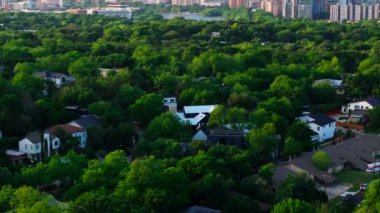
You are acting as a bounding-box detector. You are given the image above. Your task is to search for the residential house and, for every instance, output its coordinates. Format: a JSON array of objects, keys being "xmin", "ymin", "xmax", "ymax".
[
  {"xmin": 44, "ymin": 124, "xmax": 87, "ymax": 157},
  {"xmin": 192, "ymin": 127, "xmax": 246, "ymax": 147},
  {"xmin": 175, "ymin": 105, "xmax": 217, "ymax": 127},
  {"xmin": 207, "ymin": 127, "xmax": 246, "ymax": 147},
  {"xmin": 67, "ymin": 114, "xmax": 101, "ymax": 129},
  {"xmin": 313, "ymin": 79, "xmax": 344, "ymax": 95},
  {"xmin": 33, "ymin": 71, "xmax": 75, "ymax": 88},
  {"xmin": 335, "ymin": 134, "xmax": 380, "ymax": 163},
  {"xmin": 342, "ymin": 96, "xmax": 380, "ymax": 114},
  {"xmin": 163, "ymin": 97, "xmax": 178, "ymax": 112},
  {"xmin": 296, "ymin": 113, "xmax": 336, "ymax": 143},
  {"xmin": 277, "ymin": 134, "xmax": 380, "ymax": 185},
  {"xmin": 192, "ymin": 129, "xmax": 208, "ymax": 141},
  {"xmin": 18, "ymin": 132, "xmax": 42, "ymax": 161}
]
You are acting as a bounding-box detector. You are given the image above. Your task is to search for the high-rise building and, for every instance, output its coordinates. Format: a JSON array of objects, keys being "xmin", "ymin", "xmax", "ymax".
[
  {"xmin": 330, "ymin": 3, "xmax": 380, "ymax": 21},
  {"xmin": 246, "ymin": 0, "xmax": 261, "ymax": 8},
  {"xmin": 228, "ymin": 0, "xmax": 245, "ymax": 7},
  {"xmin": 0, "ymin": 0, "xmax": 10, "ymax": 8}
]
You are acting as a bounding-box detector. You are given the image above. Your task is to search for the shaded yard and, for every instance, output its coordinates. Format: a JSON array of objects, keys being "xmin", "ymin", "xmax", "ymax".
[{"xmin": 335, "ymin": 170, "xmax": 375, "ymax": 192}]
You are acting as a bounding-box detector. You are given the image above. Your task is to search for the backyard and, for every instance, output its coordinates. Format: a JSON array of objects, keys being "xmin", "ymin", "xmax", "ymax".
[{"xmin": 335, "ymin": 170, "xmax": 376, "ymax": 192}]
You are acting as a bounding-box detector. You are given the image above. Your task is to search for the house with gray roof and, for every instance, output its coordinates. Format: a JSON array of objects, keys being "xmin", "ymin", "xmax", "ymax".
[
  {"xmin": 33, "ymin": 71, "xmax": 75, "ymax": 88},
  {"xmin": 277, "ymin": 134, "xmax": 380, "ymax": 185},
  {"xmin": 18, "ymin": 132, "xmax": 42, "ymax": 161},
  {"xmin": 296, "ymin": 112, "xmax": 336, "ymax": 143},
  {"xmin": 68, "ymin": 114, "xmax": 101, "ymax": 129}
]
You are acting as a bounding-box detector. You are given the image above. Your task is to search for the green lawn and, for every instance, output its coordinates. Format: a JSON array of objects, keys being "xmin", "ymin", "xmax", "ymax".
[{"xmin": 335, "ymin": 170, "xmax": 375, "ymax": 192}]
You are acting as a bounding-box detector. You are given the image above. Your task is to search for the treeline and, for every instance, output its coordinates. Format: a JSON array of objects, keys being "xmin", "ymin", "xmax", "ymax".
[{"xmin": 0, "ymin": 12, "xmax": 379, "ymax": 212}]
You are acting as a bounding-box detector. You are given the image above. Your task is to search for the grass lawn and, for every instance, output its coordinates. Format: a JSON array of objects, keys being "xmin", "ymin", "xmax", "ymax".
[
  {"xmin": 328, "ymin": 196, "xmax": 343, "ymax": 207},
  {"xmin": 335, "ymin": 170, "xmax": 375, "ymax": 192}
]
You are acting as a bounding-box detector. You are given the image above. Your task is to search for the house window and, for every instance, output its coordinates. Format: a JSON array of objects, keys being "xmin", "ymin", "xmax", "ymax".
[
  {"xmin": 54, "ymin": 141, "xmax": 59, "ymax": 146},
  {"xmin": 35, "ymin": 144, "xmax": 39, "ymax": 150},
  {"xmin": 366, "ymin": 107, "xmax": 369, "ymax": 109},
  {"xmin": 361, "ymin": 106, "xmax": 363, "ymax": 109},
  {"xmin": 329, "ymin": 123, "xmax": 331, "ymax": 127},
  {"xmin": 25, "ymin": 144, "xmax": 27, "ymax": 150},
  {"xmin": 355, "ymin": 105, "xmax": 359, "ymax": 109},
  {"xmin": 317, "ymin": 127, "xmax": 320, "ymax": 131},
  {"xmin": 62, "ymin": 77, "xmax": 66, "ymax": 83}
]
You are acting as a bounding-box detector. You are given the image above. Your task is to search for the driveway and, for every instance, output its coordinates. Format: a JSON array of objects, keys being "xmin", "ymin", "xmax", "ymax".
[{"xmin": 317, "ymin": 182, "xmax": 352, "ymax": 199}]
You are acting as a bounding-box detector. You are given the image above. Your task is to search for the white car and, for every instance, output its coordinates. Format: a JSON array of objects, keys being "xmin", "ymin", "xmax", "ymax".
[{"xmin": 365, "ymin": 167, "xmax": 380, "ymax": 173}]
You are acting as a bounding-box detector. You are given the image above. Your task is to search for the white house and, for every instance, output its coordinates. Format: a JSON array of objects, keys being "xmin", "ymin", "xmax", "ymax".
[
  {"xmin": 296, "ymin": 113, "xmax": 336, "ymax": 143},
  {"xmin": 18, "ymin": 132, "xmax": 42, "ymax": 161},
  {"xmin": 175, "ymin": 105, "xmax": 217, "ymax": 127},
  {"xmin": 342, "ymin": 96, "xmax": 380, "ymax": 114},
  {"xmin": 46, "ymin": 124, "xmax": 87, "ymax": 150},
  {"xmin": 163, "ymin": 97, "xmax": 178, "ymax": 112},
  {"xmin": 33, "ymin": 71, "xmax": 75, "ymax": 88},
  {"xmin": 43, "ymin": 132, "xmax": 61, "ymax": 158}
]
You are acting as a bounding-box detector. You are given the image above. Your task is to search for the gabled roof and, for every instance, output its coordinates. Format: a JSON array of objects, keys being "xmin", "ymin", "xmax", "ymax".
[
  {"xmin": 69, "ymin": 115, "xmax": 101, "ymax": 129},
  {"xmin": 308, "ymin": 113, "xmax": 336, "ymax": 126},
  {"xmin": 366, "ymin": 96, "xmax": 380, "ymax": 107},
  {"xmin": 290, "ymin": 152, "xmax": 337, "ymax": 183},
  {"xmin": 336, "ymin": 134, "xmax": 380, "ymax": 163},
  {"xmin": 33, "ymin": 71, "xmax": 68, "ymax": 78},
  {"xmin": 183, "ymin": 105, "xmax": 216, "ymax": 114},
  {"xmin": 25, "ymin": 132, "xmax": 42, "ymax": 144},
  {"xmin": 175, "ymin": 112, "xmax": 206, "ymax": 126},
  {"xmin": 47, "ymin": 124, "xmax": 86, "ymax": 135},
  {"xmin": 208, "ymin": 127, "xmax": 244, "ymax": 136},
  {"xmin": 349, "ymin": 96, "xmax": 380, "ymax": 107}
]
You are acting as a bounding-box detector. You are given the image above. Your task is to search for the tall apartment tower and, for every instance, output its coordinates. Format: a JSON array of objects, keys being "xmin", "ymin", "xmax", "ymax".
[
  {"xmin": 330, "ymin": 3, "xmax": 380, "ymax": 22},
  {"xmin": 228, "ymin": 0, "xmax": 245, "ymax": 7},
  {"xmin": 261, "ymin": 0, "xmax": 281, "ymax": 15},
  {"xmin": 0, "ymin": 0, "xmax": 10, "ymax": 8},
  {"xmin": 282, "ymin": 0, "xmax": 298, "ymax": 18}
]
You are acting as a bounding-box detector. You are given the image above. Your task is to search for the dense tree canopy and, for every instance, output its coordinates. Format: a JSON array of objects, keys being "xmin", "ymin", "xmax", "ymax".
[{"xmin": 0, "ymin": 9, "xmax": 377, "ymax": 213}]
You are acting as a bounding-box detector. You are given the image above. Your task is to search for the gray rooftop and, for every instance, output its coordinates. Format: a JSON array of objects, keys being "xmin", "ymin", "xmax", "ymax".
[
  {"xmin": 33, "ymin": 71, "xmax": 68, "ymax": 78},
  {"xmin": 25, "ymin": 132, "xmax": 41, "ymax": 144}
]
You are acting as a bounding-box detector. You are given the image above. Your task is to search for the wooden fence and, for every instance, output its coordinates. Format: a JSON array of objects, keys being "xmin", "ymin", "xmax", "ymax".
[{"xmin": 336, "ymin": 121, "xmax": 365, "ymax": 131}]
